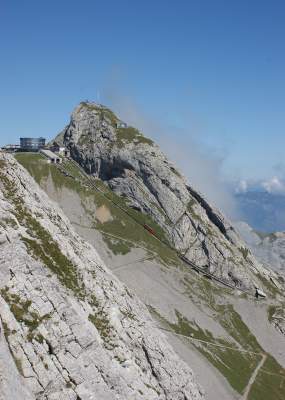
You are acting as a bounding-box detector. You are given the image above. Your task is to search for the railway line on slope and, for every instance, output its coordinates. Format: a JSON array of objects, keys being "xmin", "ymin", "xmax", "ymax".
[
  {"xmin": 12, "ymin": 152, "xmax": 285, "ymax": 398},
  {"xmin": 57, "ymin": 158, "xmax": 263, "ymax": 299}
]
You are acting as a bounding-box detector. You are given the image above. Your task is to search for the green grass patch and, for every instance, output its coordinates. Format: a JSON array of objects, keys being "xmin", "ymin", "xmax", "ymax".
[
  {"xmin": 61, "ymin": 160, "xmax": 87, "ymax": 180},
  {"xmin": 15, "ymin": 153, "xmax": 49, "ymax": 184},
  {"xmin": 116, "ymin": 126, "xmax": 153, "ymax": 148},
  {"xmin": 248, "ymin": 355, "xmax": 285, "ymax": 400},
  {"xmin": 149, "ymin": 306, "xmax": 260, "ymax": 394},
  {"xmin": 184, "ymin": 277, "xmax": 262, "ymax": 352},
  {"xmin": 1, "ymin": 287, "xmax": 51, "ymax": 341},
  {"xmin": 0, "ymin": 217, "xmax": 18, "ymax": 229},
  {"xmin": 150, "ymin": 278, "xmax": 285, "ymax": 399},
  {"xmin": 155, "ymin": 274, "xmax": 285, "ymax": 399},
  {"xmin": 88, "ymin": 309, "xmax": 116, "ymax": 349},
  {"xmin": 267, "ymin": 304, "xmax": 285, "ymax": 325},
  {"xmin": 88, "ymin": 312, "xmax": 111, "ymax": 339},
  {"xmin": 268, "ymin": 305, "xmax": 277, "ymax": 322},
  {"xmin": 217, "ymin": 304, "xmax": 261, "ymax": 352},
  {"xmin": 16, "ymin": 153, "xmax": 86, "ymax": 193},
  {"xmin": 16, "ymin": 154, "xmax": 97, "ymax": 210},
  {"xmin": 14, "ymin": 358, "xmax": 24, "ymax": 376},
  {"xmin": 100, "ymin": 233, "xmax": 132, "ymax": 255},
  {"xmin": 239, "ymin": 247, "xmax": 249, "ymax": 260},
  {"xmin": 0, "ymin": 159, "xmax": 7, "ymax": 168},
  {"xmin": 89, "ymin": 178, "xmax": 178, "ymax": 264},
  {"xmin": 93, "ymin": 181, "xmax": 171, "ymax": 243},
  {"xmin": 79, "ymin": 102, "xmax": 119, "ymax": 127},
  {"xmin": 21, "ymin": 234, "xmax": 84, "ymax": 298}
]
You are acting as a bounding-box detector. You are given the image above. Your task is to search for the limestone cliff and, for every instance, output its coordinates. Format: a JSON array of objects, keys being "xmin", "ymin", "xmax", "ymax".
[{"xmin": 0, "ymin": 153, "xmax": 203, "ymax": 400}]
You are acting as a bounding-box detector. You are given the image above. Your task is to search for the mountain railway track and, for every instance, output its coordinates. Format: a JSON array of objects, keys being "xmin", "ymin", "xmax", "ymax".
[{"xmin": 58, "ymin": 159, "xmax": 263, "ymax": 300}]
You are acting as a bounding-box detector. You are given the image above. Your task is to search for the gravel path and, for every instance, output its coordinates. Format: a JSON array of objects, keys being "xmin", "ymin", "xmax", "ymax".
[{"xmin": 240, "ymin": 353, "xmax": 267, "ymax": 400}]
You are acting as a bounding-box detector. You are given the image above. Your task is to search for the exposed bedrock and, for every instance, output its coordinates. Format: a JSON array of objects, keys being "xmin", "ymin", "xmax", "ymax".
[{"xmin": 57, "ymin": 102, "xmax": 279, "ymax": 290}]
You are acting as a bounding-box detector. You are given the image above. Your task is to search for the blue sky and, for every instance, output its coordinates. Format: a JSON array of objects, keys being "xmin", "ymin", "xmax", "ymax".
[{"xmin": 1, "ymin": 0, "xmax": 285, "ymax": 181}]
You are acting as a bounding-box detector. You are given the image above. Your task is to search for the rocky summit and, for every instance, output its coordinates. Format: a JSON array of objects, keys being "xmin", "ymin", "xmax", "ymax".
[{"xmin": 57, "ymin": 101, "xmax": 275, "ymax": 290}]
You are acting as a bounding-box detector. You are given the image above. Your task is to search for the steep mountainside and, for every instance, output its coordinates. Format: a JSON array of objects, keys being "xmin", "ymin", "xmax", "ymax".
[
  {"xmin": 235, "ymin": 191, "xmax": 285, "ymax": 232},
  {"xmin": 56, "ymin": 102, "xmax": 275, "ymax": 291},
  {"xmin": 0, "ymin": 153, "xmax": 204, "ymax": 400},
  {"xmin": 11, "ymin": 102, "xmax": 285, "ymax": 399}
]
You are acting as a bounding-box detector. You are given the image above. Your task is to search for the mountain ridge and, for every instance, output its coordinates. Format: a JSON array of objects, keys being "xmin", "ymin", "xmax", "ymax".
[
  {"xmin": 55, "ymin": 101, "xmax": 278, "ymax": 292},
  {"xmin": 235, "ymin": 190, "xmax": 285, "ymax": 232}
]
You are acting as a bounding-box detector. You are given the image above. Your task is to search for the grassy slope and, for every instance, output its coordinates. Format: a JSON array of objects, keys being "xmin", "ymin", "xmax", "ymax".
[
  {"xmin": 149, "ymin": 274, "xmax": 285, "ymax": 399},
  {"xmin": 15, "ymin": 153, "xmax": 285, "ymax": 399},
  {"xmin": 15, "ymin": 153, "xmax": 178, "ymax": 265}
]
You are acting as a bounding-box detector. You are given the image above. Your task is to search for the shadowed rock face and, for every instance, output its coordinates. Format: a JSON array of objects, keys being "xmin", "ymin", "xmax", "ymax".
[
  {"xmin": 0, "ymin": 153, "xmax": 204, "ymax": 400},
  {"xmin": 57, "ymin": 102, "xmax": 275, "ymax": 290}
]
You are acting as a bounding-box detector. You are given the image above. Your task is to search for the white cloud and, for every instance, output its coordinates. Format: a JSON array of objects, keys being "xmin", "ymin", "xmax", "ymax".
[
  {"xmin": 236, "ymin": 179, "xmax": 248, "ymax": 193},
  {"xmin": 261, "ymin": 177, "xmax": 285, "ymax": 194}
]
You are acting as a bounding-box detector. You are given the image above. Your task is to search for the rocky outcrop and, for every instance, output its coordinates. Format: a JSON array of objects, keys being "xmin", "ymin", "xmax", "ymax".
[
  {"xmin": 57, "ymin": 102, "xmax": 276, "ymax": 290},
  {"xmin": 0, "ymin": 153, "xmax": 203, "ymax": 400}
]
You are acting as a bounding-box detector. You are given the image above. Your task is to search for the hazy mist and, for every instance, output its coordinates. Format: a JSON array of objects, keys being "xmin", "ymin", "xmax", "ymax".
[{"xmin": 103, "ymin": 88, "xmax": 239, "ymax": 221}]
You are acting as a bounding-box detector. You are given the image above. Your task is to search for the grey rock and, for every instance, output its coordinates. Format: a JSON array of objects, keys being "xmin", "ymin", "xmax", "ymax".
[
  {"xmin": 58, "ymin": 101, "xmax": 278, "ymax": 290},
  {"xmin": 0, "ymin": 153, "xmax": 204, "ymax": 399}
]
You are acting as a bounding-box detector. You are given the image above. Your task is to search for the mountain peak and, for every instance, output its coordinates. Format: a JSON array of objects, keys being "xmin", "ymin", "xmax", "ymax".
[{"xmin": 57, "ymin": 102, "xmax": 278, "ymax": 292}]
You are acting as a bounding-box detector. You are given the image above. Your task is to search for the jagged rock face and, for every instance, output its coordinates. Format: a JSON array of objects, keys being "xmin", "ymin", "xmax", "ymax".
[
  {"xmin": 0, "ymin": 153, "xmax": 204, "ymax": 400},
  {"xmin": 58, "ymin": 102, "xmax": 273, "ymax": 290}
]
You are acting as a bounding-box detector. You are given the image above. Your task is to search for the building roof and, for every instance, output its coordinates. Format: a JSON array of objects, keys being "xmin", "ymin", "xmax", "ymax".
[{"xmin": 40, "ymin": 149, "xmax": 60, "ymax": 159}]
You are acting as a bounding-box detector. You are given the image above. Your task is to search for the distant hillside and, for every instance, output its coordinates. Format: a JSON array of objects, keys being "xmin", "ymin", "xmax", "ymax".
[
  {"xmin": 235, "ymin": 221, "xmax": 285, "ymax": 276},
  {"xmin": 235, "ymin": 190, "xmax": 285, "ymax": 233}
]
